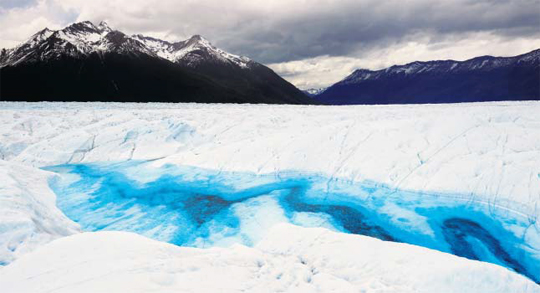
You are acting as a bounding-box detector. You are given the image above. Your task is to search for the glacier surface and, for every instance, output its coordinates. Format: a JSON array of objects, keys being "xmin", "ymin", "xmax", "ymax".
[
  {"xmin": 46, "ymin": 161, "xmax": 540, "ymax": 282},
  {"xmin": 0, "ymin": 101, "xmax": 539, "ymax": 291},
  {"xmin": 1, "ymin": 224, "xmax": 539, "ymax": 293}
]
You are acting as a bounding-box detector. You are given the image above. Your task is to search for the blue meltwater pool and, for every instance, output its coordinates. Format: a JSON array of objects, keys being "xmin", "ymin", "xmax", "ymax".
[{"xmin": 45, "ymin": 161, "xmax": 540, "ymax": 283}]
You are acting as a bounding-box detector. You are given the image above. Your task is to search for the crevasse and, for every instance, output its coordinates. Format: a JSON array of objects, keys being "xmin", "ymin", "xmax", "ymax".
[{"xmin": 45, "ymin": 160, "xmax": 540, "ymax": 283}]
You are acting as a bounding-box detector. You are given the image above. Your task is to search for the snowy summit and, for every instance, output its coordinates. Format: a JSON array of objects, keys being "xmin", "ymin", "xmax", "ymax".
[
  {"xmin": 0, "ymin": 21, "xmax": 251, "ymax": 69},
  {"xmin": 0, "ymin": 21, "xmax": 312, "ymax": 104}
]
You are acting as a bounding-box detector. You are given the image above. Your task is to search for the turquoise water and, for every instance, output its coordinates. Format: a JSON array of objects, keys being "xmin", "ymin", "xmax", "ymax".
[{"xmin": 45, "ymin": 161, "xmax": 540, "ymax": 283}]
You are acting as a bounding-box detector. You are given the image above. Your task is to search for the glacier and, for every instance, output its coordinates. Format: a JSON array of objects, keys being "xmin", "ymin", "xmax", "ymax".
[
  {"xmin": 45, "ymin": 161, "xmax": 540, "ymax": 283},
  {"xmin": 0, "ymin": 101, "xmax": 539, "ymax": 292},
  {"xmin": 1, "ymin": 225, "xmax": 539, "ymax": 293}
]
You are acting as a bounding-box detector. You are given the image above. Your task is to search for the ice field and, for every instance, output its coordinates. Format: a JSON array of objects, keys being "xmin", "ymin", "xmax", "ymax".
[
  {"xmin": 46, "ymin": 161, "xmax": 540, "ymax": 283},
  {"xmin": 0, "ymin": 101, "xmax": 539, "ymax": 292}
]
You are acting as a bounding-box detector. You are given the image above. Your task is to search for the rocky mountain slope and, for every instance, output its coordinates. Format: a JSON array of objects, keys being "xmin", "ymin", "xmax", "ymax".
[
  {"xmin": 0, "ymin": 21, "xmax": 312, "ymax": 104},
  {"xmin": 314, "ymin": 49, "xmax": 540, "ymax": 104}
]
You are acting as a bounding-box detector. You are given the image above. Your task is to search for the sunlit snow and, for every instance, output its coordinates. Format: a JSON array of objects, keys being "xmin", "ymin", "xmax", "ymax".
[{"xmin": 1, "ymin": 101, "xmax": 539, "ymax": 292}]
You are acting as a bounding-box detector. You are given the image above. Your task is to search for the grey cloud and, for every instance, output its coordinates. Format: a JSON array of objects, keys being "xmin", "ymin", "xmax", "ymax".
[
  {"xmin": 216, "ymin": 0, "xmax": 540, "ymax": 63},
  {"xmin": 1, "ymin": 0, "xmax": 539, "ymax": 88},
  {"xmin": 39, "ymin": 0, "xmax": 539, "ymax": 63},
  {"xmin": 40, "ymin": 0, "xmax": 537, "ymax": 63}
]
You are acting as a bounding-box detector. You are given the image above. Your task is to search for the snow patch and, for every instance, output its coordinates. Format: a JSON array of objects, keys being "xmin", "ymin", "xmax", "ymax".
[{"xmin": 0, "ymin": 225, "xmax": 537, "ymax": 293}]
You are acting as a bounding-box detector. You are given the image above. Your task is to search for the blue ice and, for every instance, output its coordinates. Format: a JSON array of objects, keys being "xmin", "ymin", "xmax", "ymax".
[{"xmin": 45, "ymin": 161, "xmax": 540, "ymax": 283}]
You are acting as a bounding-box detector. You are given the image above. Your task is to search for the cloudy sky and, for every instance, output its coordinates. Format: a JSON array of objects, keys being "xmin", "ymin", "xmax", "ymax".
[{"xmin": 1, "ymin": 0, "xmax": 539, "ymax": 89}]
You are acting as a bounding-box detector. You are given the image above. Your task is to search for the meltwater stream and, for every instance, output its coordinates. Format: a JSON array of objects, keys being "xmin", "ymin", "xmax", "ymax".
[{"xmin": 45, "ymin": 161, "xmax": 540, "ymax": 283}]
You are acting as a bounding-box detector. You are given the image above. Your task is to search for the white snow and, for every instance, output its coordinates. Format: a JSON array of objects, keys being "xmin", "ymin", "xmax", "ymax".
[
  {"xmin": 0, "ymin": 160, "xmax": 79, "ymax": 265},
  {"xmin": 1, "ymin": 101, "xmax": 538, "ymax": 218},
  {"xmin": 1, "ymin": 21, "xmax": 252, "ymax": 69},
  {"xmin": 303, "ymin": 88, "xmax": 327, "ymax": 95},
  {"xmin": 0, "ymin": 224, "xmax": 538, "ymax": 293},
  {"xmin": 131, "ymin": 34, "xmax": 177, "ymax": 60},
  {"xmin": 0, "ymin": 101, "xmax": 539, "ymax": 291},
  {"xmin": 132, "ymin": 34, "xmax": 251, "ymax": 68}
]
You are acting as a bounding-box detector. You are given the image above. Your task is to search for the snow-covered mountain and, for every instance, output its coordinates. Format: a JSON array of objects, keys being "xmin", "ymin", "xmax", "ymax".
[
  {"xmin": 131, "ymin": 34, "xmax": 252, "ymax": 68},
  {"xmin": 302, "ymin": 87, "xmax": 327, "ymax": 97},
  {"xmin": 314, "ymin": 49, "xmax": 540, "ymax": 104},
  {"xmin": 341, "ymin": 50, "xmax": 540, "ymax": 84},
  {"xmin": 0, "ymin": 21, "xmax": 311, "ymax": 104},
  {"xmin": 0, "ymin": 21, "xmax": 250, "ymax": 69}
]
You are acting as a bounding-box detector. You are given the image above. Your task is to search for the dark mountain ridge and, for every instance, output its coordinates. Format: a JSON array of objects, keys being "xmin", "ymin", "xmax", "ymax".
[
  {"xmin": 315, "ymin": 49, "xmax": 540, "ymax": 104},
  {"xmin": 0, "ymin": 21, "xmax": 312, "ymax": 104}
]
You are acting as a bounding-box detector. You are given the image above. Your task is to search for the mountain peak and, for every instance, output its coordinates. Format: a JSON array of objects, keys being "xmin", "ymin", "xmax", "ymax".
[
  {"xmin": 184, "ymin": 34, "xmax": 211, "ymax": 47},
  {"xmin": 0, "ymin": 22, "xmax": 312, "ymax": 104},
  {"xmin": 98, "ymin": 21, "xmax": 112, "ymax": 33},
  {"xmin": 302, "ymin": 87, "xmax": 327, "ymax": 97},
  {"xmin": 31, "ymin": 28, "xmax": 54, "ymax": 41},
  {"xmin": 351, "ymin": 68, "xmax": 374, "ymax": 74},
  {"xmin": 339, "ymin": 69, "xmax": 375, "ymax": 84},
  {"xmin": 315, "ymin": 48, "xmax": 540, "ymax": 104},
  {"xmin": 75, "ymin": 20, "xmax": 95, "ymax": 27},
  {"xmin": 65, "ymin": 21, "xmax": 99, "ymax": 32},
  {"xmin": 61, "ymin": 20, "xmax": 114, "ymax": 36},
  {"xmin": 0, "ymin": 21, "xmax": 253, "ymax": 70},
  {"xmin": 189, "ymin": 34, "xmax": 203, "ymax": 41},
  {"xmin": 36, "ymin": 27, "xmax": 52, "ymax": 34}
]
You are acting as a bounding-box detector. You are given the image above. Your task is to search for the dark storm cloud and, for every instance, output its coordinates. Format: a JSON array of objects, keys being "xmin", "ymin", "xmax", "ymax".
[
  {"xmin": 4, "ymin": 0, "xmax": 537, "ymax": 63},
  {"xmin": 212, "ymin": 0, "xmax": 540, "ymax": 63},
  {"xmin": 2, "ymin": 0, "xmax": 539, "ymax": 88}
]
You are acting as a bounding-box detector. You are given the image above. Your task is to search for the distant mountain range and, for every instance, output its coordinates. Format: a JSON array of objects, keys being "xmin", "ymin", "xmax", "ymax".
[
  {"xmin": 1, "ymin": 21, "xmax": 538, "ymax": 105},
  {"xmin": 302, "ymin": 88, "xmax": 327, "ymax": 97},
  {"xmin": 314, "ymin": 49, "xmax": 540, "ymax": 104},
  {"xmin": 0, "ymin": 21, "xmax": 312, "ymax": 104}
]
